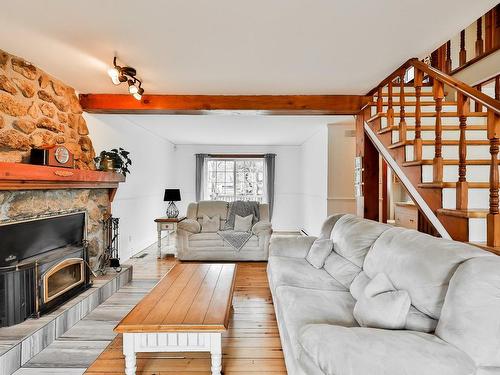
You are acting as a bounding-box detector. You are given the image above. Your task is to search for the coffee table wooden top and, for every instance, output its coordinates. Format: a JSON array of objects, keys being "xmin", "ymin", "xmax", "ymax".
[{"xmin": 115, "ymin": 263, "xmax": 236, "ymax": 333}]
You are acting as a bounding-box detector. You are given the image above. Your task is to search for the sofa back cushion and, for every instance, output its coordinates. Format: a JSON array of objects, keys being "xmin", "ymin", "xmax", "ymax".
[
  {"xmin": 323, "ymin": 252, "xmax": 361, "ymax": 288},
  {"xmin": 436, "ymin": 256, "xmax": 500, "ymax": 367},
  {"xmin": 259, "ymin": 203, "xmax": 270, "ymax": 222},
  {"xmin": 364, "ymin": 227, "xmax": 491, "ymax": 319},
  {"xmin": 197, "ymin": 201, "xmax": 228, "ymax": 230},
  {"xmin": 330, "ymin": 214, "xmax": 390, "ymax": 268}
]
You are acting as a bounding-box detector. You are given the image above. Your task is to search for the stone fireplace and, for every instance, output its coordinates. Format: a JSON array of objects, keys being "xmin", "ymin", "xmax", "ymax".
[{"xmin": 0, "ymin": 189, "xmax": 110, "ymax": 269}]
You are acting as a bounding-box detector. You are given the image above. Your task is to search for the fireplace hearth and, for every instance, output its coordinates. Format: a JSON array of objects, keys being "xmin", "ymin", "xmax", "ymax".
[{"xmin": 0, "ymin": 212, "xmax": 91, "ymax": 327}]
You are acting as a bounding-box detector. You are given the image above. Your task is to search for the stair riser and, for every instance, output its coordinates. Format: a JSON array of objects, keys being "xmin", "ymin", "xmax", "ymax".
[
  {"xmin": 422, "ymin": 165, "xmax": 491, "ymax": 183},
  {"xmin": 393, "ymin": 130, "xmax": 487, "ymax": 143},
  {"xmin": 406, "ymin": 145, "xmax": 491, "ymax": 161},
  {"xmin": 442, "ymin": 188, "xmax": 489, "ymax": 210},
  {"xmin": 371, "ymin": 105, "xmax": 457, "ymax": 117},
  {"xmin": 469, "ymin": 218, "xmax": 486, "ymax": 242},
  {"xmin": 380, "ymin": 116, "xmax": 487, "ymax": 127},
  {"xmin": 381, "ymin": 87, "xmax": 434, "ymax": 94}
]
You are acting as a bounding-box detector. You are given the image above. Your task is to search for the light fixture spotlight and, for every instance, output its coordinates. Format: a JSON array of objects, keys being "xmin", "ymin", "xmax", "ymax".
[{"xmin": 108, "ymin": 56, "xmax": 144, "ymax": 100}]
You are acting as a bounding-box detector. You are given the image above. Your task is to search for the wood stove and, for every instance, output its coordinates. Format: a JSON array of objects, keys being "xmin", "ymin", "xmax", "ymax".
[{"xmin": 0, "ymin": 212, "xmax": 91, "ymax": 327}]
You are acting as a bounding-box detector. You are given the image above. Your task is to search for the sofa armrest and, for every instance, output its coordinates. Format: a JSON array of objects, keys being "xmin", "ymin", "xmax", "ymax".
[
  {"xmin": 177, "ymin": 219, "xmax": 201, "ymax": 234},
  {"xmin": 269, "ymin": 235, "xmax": 317, "ymax": 258},
  {"xmin": 252, "ymin": 221, "xmax": 272, "ymax": 236}
]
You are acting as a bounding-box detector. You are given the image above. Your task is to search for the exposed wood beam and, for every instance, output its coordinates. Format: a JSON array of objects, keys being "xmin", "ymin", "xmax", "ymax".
[{"xmin": 79, "ymin": 94, "xmax": 369, "ymax": 115}]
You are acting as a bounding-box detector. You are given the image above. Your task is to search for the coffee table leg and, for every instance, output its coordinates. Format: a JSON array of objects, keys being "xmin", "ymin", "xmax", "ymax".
[
  {"xmin": 123, "ymin": 333, "xmax": 137, "ymax": 375},
  {"xmin": 210, "ymin": 333, "xmax": 222, "ymax": 375}
]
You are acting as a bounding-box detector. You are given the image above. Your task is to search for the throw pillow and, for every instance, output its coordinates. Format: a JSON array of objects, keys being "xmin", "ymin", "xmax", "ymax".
[
  {"xmin": 306, "ymin": 239, "xmax": 334, "ymax": 269},
  {"xmin": 353, "ymin": 273, "xmax": 411, "ymax": 330},
  {"xmin": 234, "ymin": 214, "xmax": 253, "ymax": 232},
  {"xmin": 201, "ymin": 215, "xmax": 220, "ymax": 233}
]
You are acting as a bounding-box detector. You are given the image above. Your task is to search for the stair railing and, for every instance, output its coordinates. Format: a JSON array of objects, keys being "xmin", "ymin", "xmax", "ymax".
[{"xmin": 367, "ymin": 58, "xmax": 500, "ymax": 247}]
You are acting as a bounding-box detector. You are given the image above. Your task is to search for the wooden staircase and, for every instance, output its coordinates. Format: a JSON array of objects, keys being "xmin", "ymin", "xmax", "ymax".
[{"xmin": 362, "ymin": 59, "xmax": 500, "ymax": 253}]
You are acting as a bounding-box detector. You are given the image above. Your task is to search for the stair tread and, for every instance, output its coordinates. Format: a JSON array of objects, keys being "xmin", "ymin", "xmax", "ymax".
[
  {"xmin": 403, "ymin": 159, "xmax": 491, "ymax": 166},
  {"xmin": 437, "ymin": 208, "xmax": 488, "ymax": 218},
  {"xmin": 469, "ymin": 242, "xmax": 500, "ymax": 255},
  {"xmin": 378, "ymin": 125, "xmax": 487, "ymax": 134},
  {"xmin": 419, "ymin": 182, "xmax": 489, "ymax": 189}
]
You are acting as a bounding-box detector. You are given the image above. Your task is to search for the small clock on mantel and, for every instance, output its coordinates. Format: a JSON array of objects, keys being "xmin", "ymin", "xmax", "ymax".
[{"xmin": 30, "ymin": 145, "xmax": 75, "ymax": 168}]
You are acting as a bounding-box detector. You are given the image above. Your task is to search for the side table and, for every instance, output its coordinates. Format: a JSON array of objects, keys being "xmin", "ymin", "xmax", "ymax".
[{"xmin": 154, "ymin": 216, "xmax": 186, "ymax": 258}]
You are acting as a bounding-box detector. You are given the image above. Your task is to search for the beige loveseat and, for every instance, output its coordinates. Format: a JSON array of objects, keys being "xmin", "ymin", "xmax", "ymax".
[{"xmin": 177, "ymin": 201, "xmax": 272, "ymax": 261}]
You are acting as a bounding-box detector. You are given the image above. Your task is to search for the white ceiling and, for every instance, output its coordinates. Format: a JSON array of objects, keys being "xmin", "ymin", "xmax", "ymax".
[
  {"xmin": 109, "ymin": 114, "xmax": 352, "ymax": 145},
  {"xmin": 0, "ymin": 0, "xmax": 495, "ymax": 95}
]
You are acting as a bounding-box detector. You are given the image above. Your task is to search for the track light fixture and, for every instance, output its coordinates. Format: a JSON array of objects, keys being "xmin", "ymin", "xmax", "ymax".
[{"xmin": 107, "ymin": 57, "xmax": 144, "ymax": 100}]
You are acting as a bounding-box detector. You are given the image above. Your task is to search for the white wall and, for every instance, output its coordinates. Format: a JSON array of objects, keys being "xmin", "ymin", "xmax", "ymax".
[
  {"xmin": 85, "ymin": 114, "xmax": 176, "ymax": 261},
  {"xmin": 327, "ymin": 121, "xmax": 357, "ymax": 216},
  {"xmin": 299, "ymin": 128, "xmax": 328, "ymax": 236},
  {"xmin": 173, "ymin": 144, "xmax": 302, "ymax": 231}
]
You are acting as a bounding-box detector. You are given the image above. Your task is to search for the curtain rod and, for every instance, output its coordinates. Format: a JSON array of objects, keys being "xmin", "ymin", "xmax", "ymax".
[{"xmin": 205, "ymin": 154, "xmax": 269, "ymax": 158}]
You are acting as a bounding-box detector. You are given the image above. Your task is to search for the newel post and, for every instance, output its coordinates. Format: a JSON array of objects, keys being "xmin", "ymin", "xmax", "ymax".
[
  {"xmin": 456, "ymin": 92, "xmax": 469, "ymax": 210},
  {"xmin": 487, "ymin": 110, "xmax": 500, "ymax": 247},
  {"xmin": 433, "ymin": 80, "xmax": 444, "ymax": 183}
]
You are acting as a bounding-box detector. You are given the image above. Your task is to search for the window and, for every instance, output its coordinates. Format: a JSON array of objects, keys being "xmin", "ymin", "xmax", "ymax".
[{"xmin": 205, "ymin": 158, "xmax": 265, "ymax": 203}]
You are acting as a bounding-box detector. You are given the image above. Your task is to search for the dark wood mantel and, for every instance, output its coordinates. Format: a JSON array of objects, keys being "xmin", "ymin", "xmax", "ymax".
[{"xmin": 0, "ymin": 162, "xmax": 125, "ymax": 195}]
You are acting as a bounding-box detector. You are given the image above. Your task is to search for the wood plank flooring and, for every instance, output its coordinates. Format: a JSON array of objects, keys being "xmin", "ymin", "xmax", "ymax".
[{"xmin": 85, "ymin": 252, "xmax": 285, "ymax": 373}]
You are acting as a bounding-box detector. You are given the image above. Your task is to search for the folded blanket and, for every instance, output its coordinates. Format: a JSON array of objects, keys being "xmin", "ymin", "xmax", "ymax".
[
  {"xmin": 219, "ymin": 201, "xmax": 260, "ymax": 250},
  {"xmin": 224, "ymin": 200, "xmax": 260, "ymax": 230},
  {"xmin": 218, "ymin": 230, "xmax": 253, "ymax": 251}
]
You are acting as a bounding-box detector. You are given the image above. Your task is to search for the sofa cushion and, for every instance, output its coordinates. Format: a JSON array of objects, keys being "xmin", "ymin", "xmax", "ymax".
[
  {"xmin": 299, "ymin": 324, "xmax": 476, "ymax": 375},
  {"xmin": 363, "ymin": 226, "xmax": 491, "ymax": 319},
  {"xmin": 436, "ymin": 256, "xmax": 500, "ymax": 368},
  {"xmin": 330, "ymin": 214, "xmax": 390, "ymax": 267},
  {"xmin": 323, "ymin": 251, "xmax": 361, "ymax": 287},
  {"xmin": 306, "ymin": 239, "xmax": 333, "ymax": 269},
  {"xmin": 201, "ymin": 215, "xmax": 220, "ymax": 233},
  {"xmin": 353, "ymin": 273, "xmax": 410, "ymax": 330},
  {"xmin": 275, "ymin": 286, "xmax": 357, "ymax": 360},
  {"xmin": 197, "ymin": 201, "xmax": 228, "ymax": 229},
  {"xmin": 350, "ymin": 271, "xmax": 437, "ymax": 333},
  {"xmin": 188, "ymin": 232, "xmax": 225, "ymax": 247},
  {"xmin": 268, "ymin": 256, "xmax": 346, "ymax": 291}
]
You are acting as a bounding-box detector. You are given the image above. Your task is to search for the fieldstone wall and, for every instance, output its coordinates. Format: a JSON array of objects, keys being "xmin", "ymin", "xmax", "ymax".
[
  {"xmin": 0, "ymin": 189, "xmax": 109, "ymax": 270},
  {"xmin": 0, "ymin": 48, "xmax": 95, "ymax": 169}
]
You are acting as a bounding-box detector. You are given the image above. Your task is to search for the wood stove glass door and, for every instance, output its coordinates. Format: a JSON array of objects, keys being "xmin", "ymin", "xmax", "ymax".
[{"xmin": 44, "ymin": 258, "xmax": 84, "ymax": 303}]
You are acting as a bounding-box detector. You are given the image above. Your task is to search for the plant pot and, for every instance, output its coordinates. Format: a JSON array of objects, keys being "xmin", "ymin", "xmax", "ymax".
[{"xmin": 100, "ymin": 157, "xmax": 115, "ymax": 172}]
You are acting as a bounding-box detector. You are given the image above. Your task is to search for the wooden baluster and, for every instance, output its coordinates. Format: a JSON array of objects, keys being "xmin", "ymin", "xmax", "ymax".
[
  {"xmin": 387, "ymin": 81, "xmax": 394, "ymax": 127},
  {"xmin": 487, "ymin": 110, "xmax": 500, "ymax": 247},
  {"xmin": 414, "ymin": 69, "xmax": 423, "ymax": 161},
  {"xmin": 445, "ymin": 40, "xmax": 452, "ymax": 74},
  {"xmin": 456, "ymin": 92, "xmax": 469, "ymax": 210},
  {"xmin": 475, "ymin": 84, "xmax": 483, "ymax": 112},
  {"xmin": 476, "ymin": 17, "xmax": 484, "ymax": 56},
  {"xmin": 459, "ymin": 30, "xmax": 467, "ymax": 66},
  {"xmin": 496, "ymin": 75, "xmax": 499, "ymax": 101},
  {"xmin": 433, "ymin": 80, "xmax": 444, "ymax": 183},
  {"xmin": 398, "ymin": 73, "xmax": 407, "ymax": 143},
  {"xmin": 377, "ymin": 87, "xmax": 383, "ymax": 114}
]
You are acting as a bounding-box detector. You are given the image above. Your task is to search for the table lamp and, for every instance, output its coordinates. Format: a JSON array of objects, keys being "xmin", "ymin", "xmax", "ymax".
[{"xmin": 164, "ymin": 189, "xmax": 181, "ymax": 218}]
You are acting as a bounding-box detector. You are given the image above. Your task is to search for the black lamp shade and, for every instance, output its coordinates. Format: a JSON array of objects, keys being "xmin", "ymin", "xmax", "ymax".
[{"xmin": 164, "ymin": 189, "xmax": 181, "ymax": 202}]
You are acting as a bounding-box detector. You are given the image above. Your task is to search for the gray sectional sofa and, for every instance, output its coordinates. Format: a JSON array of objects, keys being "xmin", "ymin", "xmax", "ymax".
[
  {"xmin": 268, "ymin": 214, "xmax": 500, "ymax": 375},
  {"xmin": 177, "ymin": 201, "xmax": 272, "ymax": 261}
]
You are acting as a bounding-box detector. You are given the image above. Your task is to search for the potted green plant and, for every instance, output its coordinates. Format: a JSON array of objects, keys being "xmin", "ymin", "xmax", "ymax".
[{"xmin": 94, "ymin": 148, "xmax": 132, "ymax": 175}]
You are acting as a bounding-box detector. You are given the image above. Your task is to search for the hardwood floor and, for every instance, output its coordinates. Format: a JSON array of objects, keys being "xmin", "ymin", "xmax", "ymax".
[{"xmin": 85, "ymin": 250, "xmax": 285, "ymax": 374}]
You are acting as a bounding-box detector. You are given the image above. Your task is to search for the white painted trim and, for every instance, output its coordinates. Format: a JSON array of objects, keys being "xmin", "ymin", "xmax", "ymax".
[
  {"xmin": 327, "ymin": 197, "xmax": 356, "ymax": 201},
  {"xmin": 364, "ymin": 123, "xmax": 451, "ymax": 239},
  {"xmin": 123, "ymin": 332, "xmax": 223, "ymax": 375}
]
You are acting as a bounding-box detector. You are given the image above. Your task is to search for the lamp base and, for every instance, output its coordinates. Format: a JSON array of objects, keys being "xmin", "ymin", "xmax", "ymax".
[{"xmin": 166, "ymin": 201, "xmax": 179, "ymax": 218}]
